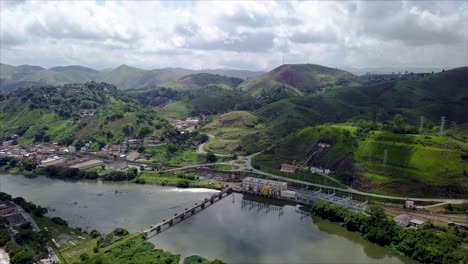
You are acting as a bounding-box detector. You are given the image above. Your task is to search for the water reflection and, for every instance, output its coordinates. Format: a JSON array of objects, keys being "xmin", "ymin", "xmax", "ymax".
[{"xmin": 0, "ymin": 174, "xmax": 412, "ymax": 263}]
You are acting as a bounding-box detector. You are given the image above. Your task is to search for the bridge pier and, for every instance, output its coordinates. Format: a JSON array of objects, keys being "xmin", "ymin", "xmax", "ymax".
[{"xmin": 201, "ymin": 203, "xmax": 205, "ymax": 209}]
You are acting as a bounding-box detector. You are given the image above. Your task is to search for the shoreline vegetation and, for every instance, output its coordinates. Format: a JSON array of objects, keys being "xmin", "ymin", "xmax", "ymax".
[
  {"xmin": 0, "ymin": 192, "xmax": 224, "ymax": 264},
  {"xmin": 0, "ymin": 156, "xmax": 223, "ymax": 190},
  {"xmin": 301, "ymin": 201, "xmax": 468, "ymax": 264}
]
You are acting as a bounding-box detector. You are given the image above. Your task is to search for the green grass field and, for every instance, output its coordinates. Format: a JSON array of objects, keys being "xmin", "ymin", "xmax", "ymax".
[
  {"xmin": 159, "ymin": 101, "xmax": 189, "ymax": 119},
  {"xmin": 202, "ymin": 111, "xmax": 269, "ymax": 155}
]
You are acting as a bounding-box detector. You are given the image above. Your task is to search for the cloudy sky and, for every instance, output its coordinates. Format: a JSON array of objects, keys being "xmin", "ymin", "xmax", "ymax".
[{"xmin": 1, "ymin": 0, "xmax": 467, "ymax": 71}]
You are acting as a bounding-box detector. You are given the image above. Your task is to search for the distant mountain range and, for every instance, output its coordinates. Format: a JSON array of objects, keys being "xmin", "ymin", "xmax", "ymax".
[{"xmin": 0, "ymin": 63, "xmax": 264, "ymax": 90}]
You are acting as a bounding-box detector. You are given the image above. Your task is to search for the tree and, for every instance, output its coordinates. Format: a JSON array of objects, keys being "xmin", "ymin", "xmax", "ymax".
[
  {"xmin": 206, "ymin": 152, "xmax": 217, "ymax": 163},
  {"xmin": 21, "ymin": 159, "xmax": 37, "ymax": 171},
  {"xmin": 392, "ymin": 114, "xmax": 405, "ymax": 132},
  {"xmin": 361, "ymin": 205, "xmax": 397, "ymax": 246}
]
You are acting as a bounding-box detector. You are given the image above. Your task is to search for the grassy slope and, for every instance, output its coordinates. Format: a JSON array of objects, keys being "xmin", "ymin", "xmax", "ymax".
[
  {"xmin": 254, "ymin": 124, "xmax": 468, "ymax": 197},
  {"xmin": 0, "ymin": 84, "xmax": 163, "ymax": 146},
  {"xmin": 159, "ymin": 101, "xmax": 189, "ymax": 119},
  {"xmin": 202, "ymin": 111, "xmax": 269, "ymax": 155},
  {"xmin": 142, "ymin": 145, "xmax": 207, "ymax": 165},
  {"xmin": 256, "ymin": 67, "xmax": 468, "ymax": 139}
]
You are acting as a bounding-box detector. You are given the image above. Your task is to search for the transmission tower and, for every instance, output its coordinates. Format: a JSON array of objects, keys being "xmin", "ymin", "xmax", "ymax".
[
  {"xmin": 282, "ymin": 56, "xmax": 285, "ymax": 65},
  {"xmin": 419, "ymin": 116, "xmax": 424, "ymax": 134},
  {"xmin": 383, "ymin": 149, "xmax": 388, "ymax": 165},
  {"xmin": 439, "ymin": 116, "xmax": 446, "ymax": 136}
]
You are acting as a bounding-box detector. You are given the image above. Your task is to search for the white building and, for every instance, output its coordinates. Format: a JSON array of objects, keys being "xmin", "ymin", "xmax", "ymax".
[{"xmin": 394, "ymin": 214, "xmax": 412, "ymax": 227}]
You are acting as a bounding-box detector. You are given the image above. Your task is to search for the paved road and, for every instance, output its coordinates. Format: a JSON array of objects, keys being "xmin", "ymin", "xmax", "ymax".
[
  {"xmin": 195, "ymin": 134, "xmax": 232, "ymax": 157},
  {"xmin": 238, "ymin": 153, "xmax": 467, "ymax": 203},
  {"xmin": 186, "ymin": 151, "xmax": 468, "ymax": 203}
]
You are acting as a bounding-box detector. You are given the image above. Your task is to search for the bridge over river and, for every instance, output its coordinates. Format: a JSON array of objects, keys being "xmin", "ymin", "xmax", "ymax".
[{"xmin": 144, "ymin": 187, "xmax": 233, "ymax": 237}]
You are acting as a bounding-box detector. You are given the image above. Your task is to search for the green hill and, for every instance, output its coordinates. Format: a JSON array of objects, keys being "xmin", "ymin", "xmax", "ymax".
[
  {"xmin": 0, "ymin": 63, "xmax": 99, "ymax": 90},
  {"xmin": 254, "ymin": 124, "xmax": 468, "ymax": 197},
  {"xmin": 99, "ymin": 65, "xmax": 178, "ymax": 90},
  {"xmin": 157, "ymin": 85, "xmax": 256, "ymax": 118},
  {"xmin": 0, "ymin": 82, "xmax": 168, "ymax": 147},
  {"xmin": 256, "ymin": 67, "xmax": 468, "ymax": 138},
  {"xmin": 202, "ymin": 111, "xmax": 269, "ymax": 155},
  {"xmin": 239, "ymin": 64, "xmax": 358, "ymax": 97},
  {"xmin": 177, "ymin": 73, "xmax": 243, "ymax": 89}
]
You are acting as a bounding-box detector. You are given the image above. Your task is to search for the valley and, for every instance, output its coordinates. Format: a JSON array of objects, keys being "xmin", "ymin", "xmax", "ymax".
[{"xmin": 1, "ymin": 63, "xmax": 467, "ymax": 264}]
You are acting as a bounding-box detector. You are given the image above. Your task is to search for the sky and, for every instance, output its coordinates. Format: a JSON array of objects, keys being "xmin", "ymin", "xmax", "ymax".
[{"xmin": 0, "ymin": 0, "xmax": 467, "ymax": 71}]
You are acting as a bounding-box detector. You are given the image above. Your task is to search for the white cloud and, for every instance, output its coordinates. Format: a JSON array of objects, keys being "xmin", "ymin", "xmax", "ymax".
[{"xmin": 0, "ymin": 0, "xmax": 466, "ymax": 70}]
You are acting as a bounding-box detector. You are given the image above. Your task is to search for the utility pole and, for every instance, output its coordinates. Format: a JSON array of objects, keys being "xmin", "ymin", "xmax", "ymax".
[
  {"xmin": 439, "ymin": 116, "xmax": 446, "ymax": 136},
  {"xmin": 419, "ymin": 116, "xmax": 424, "ymax": 134},
  {"xmin": 282, "ymin": 56, "xmax": 285, "ymax": 65}
]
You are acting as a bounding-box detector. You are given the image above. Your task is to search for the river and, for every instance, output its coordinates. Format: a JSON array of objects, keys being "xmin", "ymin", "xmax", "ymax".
[{"xmin": 0, "ymin": 174, "xmax": 414, "ymax": 263}]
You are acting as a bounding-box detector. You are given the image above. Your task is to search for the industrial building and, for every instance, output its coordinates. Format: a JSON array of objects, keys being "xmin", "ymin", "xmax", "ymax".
[{"xmin": 241, "ymin": 177, "xmax": 287, "ymax": 197}]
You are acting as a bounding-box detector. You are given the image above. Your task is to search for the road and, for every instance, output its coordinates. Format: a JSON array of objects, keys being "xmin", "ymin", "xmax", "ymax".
[
  {"xmin": 195, "ymin": 134, "xmax": 232, "ymax": 157},
  {"xmin": 189, "ymin": 150, "xmax": 468, "ymax": 203}
]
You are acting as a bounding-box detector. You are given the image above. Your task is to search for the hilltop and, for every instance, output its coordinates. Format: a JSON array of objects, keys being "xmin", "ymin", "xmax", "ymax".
[
  {"xmin": 99, "ymin": 65, "xmax": 179, "ymax": 90},
  {"xmin": 238, "ymin": 64, "xmax": 358, "ymax": 98}
]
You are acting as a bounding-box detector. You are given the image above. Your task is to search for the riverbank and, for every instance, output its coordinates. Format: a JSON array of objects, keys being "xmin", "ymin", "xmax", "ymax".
[
  {"xmin": 0, "ymin": 173, "xmax": 420, "ymax": 263},
  {"xmin": 301, "ymin": 201, "xmax": 468, "ymax": 264}
]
